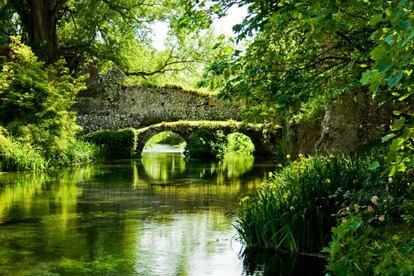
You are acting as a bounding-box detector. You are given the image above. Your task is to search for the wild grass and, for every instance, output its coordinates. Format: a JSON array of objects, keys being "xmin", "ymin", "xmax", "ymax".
[
  {"xmin": 64, "ymin": 140, "xmax": 103, "ymax": 165},
  {"xmin": 0, "ymin": 128, "xmax": 101, "ymax": 172},
  {"xmin": 0, "ymin": 131, "xmax": 47, "ymax": 171},
  {"xmin": 235, "ymin": 154, "xmax": 373, "ymax": 253}
]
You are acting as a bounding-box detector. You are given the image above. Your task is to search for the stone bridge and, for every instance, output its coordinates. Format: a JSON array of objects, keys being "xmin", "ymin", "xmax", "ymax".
[
  {"xmin": 76, "ymin": 81, "xmax": 240, "ymax": 133},
  {"xmin": 135, "ymin": 121, "xmax": 282, "ymax": 156}
]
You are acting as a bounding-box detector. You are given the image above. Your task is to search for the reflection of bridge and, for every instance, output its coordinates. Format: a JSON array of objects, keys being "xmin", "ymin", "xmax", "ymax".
[{"xmin": 135, "ymin": 121, "xmax": 282, "ymax": 156}]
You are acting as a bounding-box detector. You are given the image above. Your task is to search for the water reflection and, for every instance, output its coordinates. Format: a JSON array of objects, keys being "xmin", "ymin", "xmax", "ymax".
[
  {"xmin": 241, "ymin": 248, "xmax": 326, "ymax": 275},
  {"xmin": 140, "ymin": 151, "xmax": 255, "ymax": 184},
  {"xmin": 0, "ymin": 152, "xmax": 276, "ymax": 275}
]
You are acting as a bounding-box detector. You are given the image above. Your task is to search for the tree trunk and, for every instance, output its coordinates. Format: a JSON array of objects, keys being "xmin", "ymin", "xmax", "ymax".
[{"xmin": 10, "ymin": 0, "xmax": 65, "ymax": 63}]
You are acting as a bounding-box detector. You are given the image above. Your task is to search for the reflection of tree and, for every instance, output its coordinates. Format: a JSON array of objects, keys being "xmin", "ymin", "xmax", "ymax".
[
  {"xmin": 140, "ymin": 152, "xmax": 255, "ymax": 183},
  {"xmin": 135, "ymin": 153, "xmax": 263, "ymax": 211},
  {"xmin": 219, "ymin": 153, "xmax": 254, "ymax": 178},
  {"xmin": 0, "ymin": 173, "xmax": 46, "ymax": 222},
  {"xmin": 0, "ymin": 166, "xmax": 141, "ymax": 275},
  {"xmin": 0, "ymin": 158, "xmax": 273, "ymax": 275},
  {"xmin": 141, "ymin": 152, "xmax": 187, "ymax": 182}
]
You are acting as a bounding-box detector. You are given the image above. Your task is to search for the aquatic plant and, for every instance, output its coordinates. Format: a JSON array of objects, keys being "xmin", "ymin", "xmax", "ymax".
[{"xmin": 236, "ymin": 155, "xmax": 373, "ymax": 253}]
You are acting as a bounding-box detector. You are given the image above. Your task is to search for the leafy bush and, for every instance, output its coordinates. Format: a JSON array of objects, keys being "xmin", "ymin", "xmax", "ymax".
[
  {"xmin": 224, "ymin": 132, "xmax": 255, "ymax": 155},
  {"xmin": 236, "ymin": 155, "xmax": 373, "ymax": 253},
  {"xmin": 324, "ymin": 166, "xmax": 414, "ymax": 275},
  {"xmin": 185, "ymin": 129, "xmax": 226, "ymax": 158},
  {"xmin": 325, "ymin": 215, "xmax": 414, "ymax": 275},
  {"xmin": 0, "ymin": 37, "xmax": 98, "ymax": 171},
  {"xmin": 84, "ymin": 128, "xmax": 137, "ymax": 158},
  {"xmin": 0, "ymin": 128, "xmax": 47, "ymax": 171},
  {"xmin": 0, "ymin": 37, "xmax": 85, "ymax": 161},
  {"xmin": 64, "ymin": 140, "xmax": 103, "ymax": 165}
]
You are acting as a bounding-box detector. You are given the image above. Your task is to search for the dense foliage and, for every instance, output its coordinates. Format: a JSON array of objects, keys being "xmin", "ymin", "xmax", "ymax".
[
  {"xmin": 0, "ymin": 0, "xmax": 234, "ymax": 88},
  {"xmin": 0, "ymin": 0, "xmax": 413, "ymax": 274},
  {"xmin": 184, "ymin": 129, "xmax": 226, "ymax": 158},
  {"xmin": 223, "ymin": 133, "xmax": 255, "ymax": 156},
  {"xmin": 84, "ymin": 128, "xmax": 137, "ymax": 158},
  {"xmin": 0, "ymin": 38, "xmax": 99, "ymax": 170},
  {"xmin": 178, "ymin": 2, "xmax": 414, "ymax": 272}
]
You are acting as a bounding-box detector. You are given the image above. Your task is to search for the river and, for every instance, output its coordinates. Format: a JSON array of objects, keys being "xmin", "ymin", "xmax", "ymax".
[{"xmin": 0, "ymin": 145, "xmax": 325, "ymax": 275}]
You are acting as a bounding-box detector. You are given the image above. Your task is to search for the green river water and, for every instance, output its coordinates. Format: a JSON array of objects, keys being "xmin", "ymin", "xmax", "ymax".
[{"xmin": 0, "ymin": 146, "xmax": 324, "ymax": 275}]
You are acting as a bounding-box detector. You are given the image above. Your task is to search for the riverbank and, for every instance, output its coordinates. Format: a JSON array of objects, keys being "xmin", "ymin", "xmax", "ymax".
[{"xmin": 236, "ymin": 153, "xmax": 414, "ymax": 274}]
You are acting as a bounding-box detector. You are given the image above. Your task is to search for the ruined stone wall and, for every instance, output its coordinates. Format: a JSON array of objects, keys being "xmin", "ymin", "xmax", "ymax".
[
  {"xmin": 288, "ymin": 93, "xmax": 392, "ymax": 157},
  {"xmin": 75, "ymin": 83, "xmax": 240, "ymax": 133}
]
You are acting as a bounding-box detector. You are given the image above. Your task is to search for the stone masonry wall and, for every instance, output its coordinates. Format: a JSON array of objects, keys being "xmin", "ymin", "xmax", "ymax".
[
  {"xmin": 75, "ymin": 83, "xmax": 240, "ymax": 133},
  {"xmin": 288, "ymin": 92, "xmax": 393, "ymax": 157}
]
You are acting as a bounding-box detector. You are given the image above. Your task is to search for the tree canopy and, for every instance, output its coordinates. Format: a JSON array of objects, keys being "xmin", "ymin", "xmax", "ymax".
[
  {"xmin": 0, "ymin": 0, "xmax": 233, "ymax": 86},
  {"xmin": 185, "ymin": 0, "xmax": 414, "ymax": 176}
]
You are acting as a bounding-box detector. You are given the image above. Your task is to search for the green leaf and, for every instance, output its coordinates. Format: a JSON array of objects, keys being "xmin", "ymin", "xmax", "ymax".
[
  {"xmin": 387, "ymin": 71, "xmax": 403, "ymax": 87},
  {"xmin": 400, "ymin": 20, "xmax": 412, "ymax": 32},
  {"xmin": 391, "ymin": 117, "xmax": 405, "ymax": 131},
  {"xmin": 376, "ymin": 57, "xmax": 393, "ymax": 72},
  {"xmin": 371, "ymin": 47, "xmax": 388, "ymax": 61},
  {"xmin": 369, "ymin": 13, "xmax": 385, "ymax": 26},
  {"xmin": 368, "ymin": 161, "xmax": 380, "ymax": 171},
  {"xmin": 399, "ymin": 91, "xmax": 413, "ymax": 101},
  {"xmin": 385, "ymin": 35, "xmax": 395, "ymax": 45},
  {"xmin": 399, "ymin": 0, "xmax": 408, "ymax": 7},
  {"xmin": 382, "ymin": 133, "xmax": 396, "ymax": 143}
]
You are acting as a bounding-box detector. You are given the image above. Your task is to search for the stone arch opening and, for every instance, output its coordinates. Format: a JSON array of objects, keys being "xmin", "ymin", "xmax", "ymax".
[
  {"xmin": 142, "ymin": 131, "xmax": 187, "ymax": 153},
  {"xmin": 223, "ymin": 132, "xmax": 255, "ymax": 155}
]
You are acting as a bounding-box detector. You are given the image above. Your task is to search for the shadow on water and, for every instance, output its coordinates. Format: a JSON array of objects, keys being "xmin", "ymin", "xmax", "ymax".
[
  {"xmin": 0, "ymin": 146, "xmax": 325, "ymax": 275},
  {"xmin": 241, "ymin": 247, "xmax": 326, "ymax": 276}
]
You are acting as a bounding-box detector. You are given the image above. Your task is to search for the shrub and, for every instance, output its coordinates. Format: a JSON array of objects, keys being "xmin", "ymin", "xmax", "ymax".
[
  {"xmin": 0, "ymin": 37, "xmax": 85, "ymax": 160},
  {"xmin": 84, "ymin": 128, "xmax": 137, "ymax": 158},
  {"xmin": 236, "ymin": 155, "xmax": 373, "ymax": 253},
  {"xmin": 64, "ymin": 140, "xmax": 103, "ymax": 165},
  {"xmin": 324, "ymin": 167, "xmax": 414, "ymax": 275},
  {"xmin": 223, "ymin": 132, "xmax": 255, "ymax": 155},
  {"xmin": 185, "ymin": 129, "xmax": 226, "ymax": 158},
  {"xmin": 325, "ymin": 215, "xmax": 414, "ymax": 275},
  {"xmin": 0, "ymin": 129, "xmax": 47, "ymax": 171}
]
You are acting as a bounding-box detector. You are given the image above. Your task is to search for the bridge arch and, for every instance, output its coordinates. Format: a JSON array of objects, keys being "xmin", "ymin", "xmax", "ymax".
[
  {"xmin": 135, "ymin": 121, "xmax": 282, "ymax": 157},
  {"xmin": 142, "ymin": 131, "xmax": 187, "ymax": 152}
]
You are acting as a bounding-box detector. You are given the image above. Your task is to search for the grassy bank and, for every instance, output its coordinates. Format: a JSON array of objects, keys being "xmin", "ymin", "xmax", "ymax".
[
  {"xmin": 0, "ymin": 129, "xmax": 101, "ymax": 172},
  {"xmin": 236, "ymin": 154, "xmax": 414, "ymax": 274}
]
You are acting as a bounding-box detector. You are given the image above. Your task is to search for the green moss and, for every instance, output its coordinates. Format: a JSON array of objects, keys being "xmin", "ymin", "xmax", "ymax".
[{"xmin": 84, "ymin": 128, "xmax": 137, "ymax": 158}]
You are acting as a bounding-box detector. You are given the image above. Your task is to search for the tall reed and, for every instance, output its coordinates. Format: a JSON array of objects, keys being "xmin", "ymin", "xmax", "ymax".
[{"xmin": 236, "ymin": 155, "xmax": 372, "ymax": 253}]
